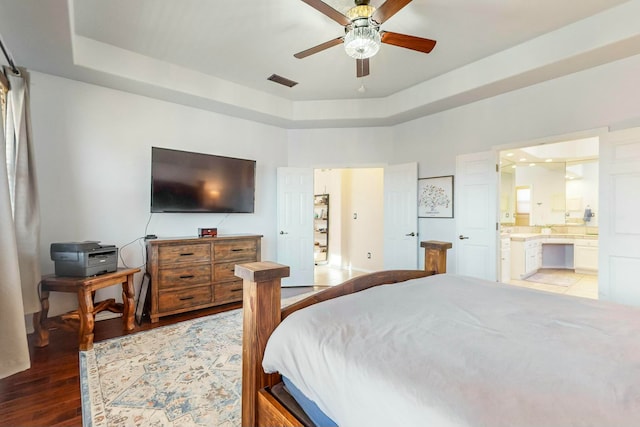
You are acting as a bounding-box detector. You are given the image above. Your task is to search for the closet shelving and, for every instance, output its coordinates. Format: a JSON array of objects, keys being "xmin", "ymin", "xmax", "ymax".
[{"xmin": 314, "ymin": 194, "xmax": 329, "ymax": 264}]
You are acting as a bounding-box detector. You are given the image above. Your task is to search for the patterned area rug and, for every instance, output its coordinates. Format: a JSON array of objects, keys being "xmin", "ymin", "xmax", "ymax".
[
  {"xmin": 81, "ymin": 309, "xmax": 242, "ymax": 426},
  {"xmin": 80, "ymin": 293, "xmax": 314, "ymax": 427}
]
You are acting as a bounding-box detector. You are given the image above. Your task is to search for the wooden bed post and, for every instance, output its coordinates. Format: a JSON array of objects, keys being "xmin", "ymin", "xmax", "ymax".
[
  {"xmin": 235, "ymin": 261, "xmax": 290, "ymax": 427},
  {"xmin": 420, "ymin": 240, "xmax": 453, "ymax": 274}
]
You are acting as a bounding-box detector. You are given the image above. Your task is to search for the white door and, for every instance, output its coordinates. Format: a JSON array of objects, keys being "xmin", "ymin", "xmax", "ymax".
[
  {"xmin": 277, "ymin": 168, "xmax": 314, "ymax": 286},
  {"xmin": 599, "ymin": 127, "xmax": 640, "ymax": 306},
  {"xmin": 455, "ymin": 151, "xmax": 498, "ymax": 280},
  {"xmin": 383, "ymin": 162, "xmax": 418, "ymax": 269}
]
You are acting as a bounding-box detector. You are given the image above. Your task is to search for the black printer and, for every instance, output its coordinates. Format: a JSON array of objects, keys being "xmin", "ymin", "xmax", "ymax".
[{"xmin": 50, "ymin": 241, "xmax": 118, "ymax": 277}]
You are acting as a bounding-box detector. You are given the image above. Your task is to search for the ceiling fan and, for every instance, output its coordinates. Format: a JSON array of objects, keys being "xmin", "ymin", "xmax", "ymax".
[{"xmin": 295, "ymin": 0, "xmax": 437, "ymax": 78}]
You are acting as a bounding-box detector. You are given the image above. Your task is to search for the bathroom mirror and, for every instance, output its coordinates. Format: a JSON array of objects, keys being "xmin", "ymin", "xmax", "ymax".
[{"xmin": 500, "ymin": 136, "xmax": 599, "ymax": 228}]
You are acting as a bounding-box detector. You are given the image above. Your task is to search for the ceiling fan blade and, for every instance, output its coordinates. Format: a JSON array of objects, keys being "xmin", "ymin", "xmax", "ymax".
[
  {"xmin": 300, "ymin": 0, "xmax": 351, "ymax": 26},
  {"xmin": 381, "ymin": 31, "xmax": 437, "ymax": 54},
  {"xmin": 371, "ymin": 0, "xmax": 412, "ymax": 25},
  {"xmin": 356, "ymin": 58, "xmax": 370, "ymax": 78},
  {"xmin": 294, "ymin": 37, "xmax": 344, "ymax": 59}
]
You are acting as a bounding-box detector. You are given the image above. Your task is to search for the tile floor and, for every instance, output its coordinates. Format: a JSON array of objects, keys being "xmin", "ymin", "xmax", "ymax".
[{"xmin": 507, "ymin": 268, "xmax": 599, "ymax": 299}]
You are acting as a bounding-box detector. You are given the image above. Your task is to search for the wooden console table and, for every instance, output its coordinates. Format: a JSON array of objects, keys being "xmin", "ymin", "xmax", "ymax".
[{"xmin": 34, "ymin": 267, "xmax": 140, "ymax": 351}]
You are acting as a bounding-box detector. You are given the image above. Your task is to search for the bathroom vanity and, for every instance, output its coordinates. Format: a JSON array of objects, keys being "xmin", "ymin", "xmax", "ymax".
[{"xmin": 510, "ymin": 233, "xmax": 598, "ymax": 280}]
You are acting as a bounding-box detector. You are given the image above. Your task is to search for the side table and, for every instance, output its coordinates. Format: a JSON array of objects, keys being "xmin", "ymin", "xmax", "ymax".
[{"xmin": 34, "ymin": 267, "xmax": 140, "ymax": 351}]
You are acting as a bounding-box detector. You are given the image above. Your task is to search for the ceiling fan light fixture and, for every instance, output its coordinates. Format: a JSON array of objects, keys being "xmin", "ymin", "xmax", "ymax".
[
  {"xmin": 346, "ymin": 5, "xmax": 376, "ymax": 20},
  {"xmin": 344, "ymin": 26, "xmax": 381, "ymax": 59}
]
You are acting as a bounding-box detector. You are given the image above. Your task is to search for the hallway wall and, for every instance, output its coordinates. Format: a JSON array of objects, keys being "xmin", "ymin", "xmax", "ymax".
[{"xmin": 314, "ymin": 168, "xmax": 384, "ymax": 272}]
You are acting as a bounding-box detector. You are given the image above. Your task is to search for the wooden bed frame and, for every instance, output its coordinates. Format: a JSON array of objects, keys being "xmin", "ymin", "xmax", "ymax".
[{"xmin": 235, "ymin": 241, "xmax": 452, "ymax": 427}]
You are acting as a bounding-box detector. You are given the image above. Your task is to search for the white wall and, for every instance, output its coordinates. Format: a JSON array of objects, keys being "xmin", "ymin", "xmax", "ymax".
[
  {"xmin": 288, "ymin": 54, "xmax": 640, "ymax": 272},
  {"xmin": 342, "ymin": 168, "xmax": 384, "ymax": 272},
  {"xmin": 515, "ymin": 164, "xmax": 566, "ymax": 226},
  {"xmin": 314, "ymin": 168, "xmax": 384, "ymax": 272},
  {"xmin": 30, "ymin": 72, "xmax": 287, "ymax": 316},
  {"xmin": 391, "ymin": 53, "xmax": 640, "ymax": 272},
  {"xmin": 287, "ymin": 127, "xmax": 393, "ymax": 168},
  {"xmin": 27, "ymin": 51, "xmax": 640, "ymax": 314}
]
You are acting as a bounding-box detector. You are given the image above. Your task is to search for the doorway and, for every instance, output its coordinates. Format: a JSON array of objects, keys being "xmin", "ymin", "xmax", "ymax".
[
  {"xmin": 498, "ymin": 137, "xmax": 599, "ymax": 299},
  {"xmin": 313, "ymin": 168, "xmax": 384, "ymax": 285}
]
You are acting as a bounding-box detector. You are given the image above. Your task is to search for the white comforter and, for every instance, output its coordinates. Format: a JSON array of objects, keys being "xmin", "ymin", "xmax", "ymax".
[{"xmin": 262, "ymin": 274, "xmax": 640, "ymax": 427}]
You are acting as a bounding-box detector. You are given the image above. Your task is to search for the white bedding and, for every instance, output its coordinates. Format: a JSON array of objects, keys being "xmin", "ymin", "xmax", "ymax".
[{"xmin": 262, "ymin": 274, "xmax": 640, "ymax": 427}]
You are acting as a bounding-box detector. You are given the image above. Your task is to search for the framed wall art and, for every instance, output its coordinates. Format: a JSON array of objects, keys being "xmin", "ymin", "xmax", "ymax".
[{"xmin": 418, "ymin": 175, "xmax": 454, "ymax": 218}]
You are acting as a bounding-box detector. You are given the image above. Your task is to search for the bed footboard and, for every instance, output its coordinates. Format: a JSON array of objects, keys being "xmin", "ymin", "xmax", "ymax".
[
  {"xmin": 236, "ymin": 242, "xmax": 452, "ymax": 426},
  {"xmin": 235, "ymin": 267, "xmax": 435, "ymax": 427},
  {"xmin": 235, "ymin": 261, "xmax": 291, "ymax": 427}
]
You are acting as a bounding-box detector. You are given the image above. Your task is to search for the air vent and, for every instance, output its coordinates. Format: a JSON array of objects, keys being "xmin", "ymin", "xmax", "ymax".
[{"xmin": 267, "ymin": 74, "xmax": 298, "ymax": 88}]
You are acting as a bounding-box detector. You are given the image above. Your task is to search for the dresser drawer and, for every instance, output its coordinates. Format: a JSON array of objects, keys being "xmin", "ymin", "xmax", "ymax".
[
  {"xmin": 158, "ymin": 243, "xmax": 211, "ymax": 266},
  {"xmin": 147, "ymin": 235, "xmax": 261, "ymax": 323},
  {"xmin": 214, "ymin": 239, "xmax": 257, "ymax": 262},
  {"xmin": 158, "ymin": 285, "xmax": 212, "ymax": 312},
  {"xmin": 214, "ymin": 280, "xmax": 243, "ymax": 304},
  {"xmin": 214, "ymin": 261, "xmax": 244, "ymax": 282},
  {"xmin": 157, "ymin": 264, "xmax": 211, "ymax": 289}
]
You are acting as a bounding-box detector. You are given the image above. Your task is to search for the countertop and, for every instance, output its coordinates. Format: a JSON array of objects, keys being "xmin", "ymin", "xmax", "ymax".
[{"xmin": 507, "ymin": 233, "xmax": 598, "ymax": 242}]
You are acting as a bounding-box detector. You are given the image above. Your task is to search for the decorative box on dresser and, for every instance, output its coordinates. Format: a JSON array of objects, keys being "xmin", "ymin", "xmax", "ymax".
[{"xmin": 146, "ymin": 234, "xmax": 262, "ymax": 323}]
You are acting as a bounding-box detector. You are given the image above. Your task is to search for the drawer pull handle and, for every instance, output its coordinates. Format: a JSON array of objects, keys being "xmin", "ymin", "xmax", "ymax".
[
  {"xmin": 231, "ymin": 248, "xmax": 244, "ymax": 252},
  {"xmin": 231, "ymin": 288, "xmax": 243, "ymax": 293},
  {"xmin": 179, "ymin": 296, "xmax": 195, "ymax": 301},
  {"xmin": 179, "ymin": 275, "xmax": 195, "ymax": 279},
  {"xmin": 180, "ymin": 252, "xmax": 194, "ymax": 256}
]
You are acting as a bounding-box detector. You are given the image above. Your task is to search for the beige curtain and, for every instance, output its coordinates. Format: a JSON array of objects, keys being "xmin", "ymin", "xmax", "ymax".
[{"xmin": 0, "ymin": 66, "xmax": 41, "ymax": 379}]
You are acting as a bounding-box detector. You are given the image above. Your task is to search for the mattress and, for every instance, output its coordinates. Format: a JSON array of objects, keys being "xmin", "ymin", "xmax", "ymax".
[{"xmin": 262, "ymin": 274, "xmax": 640, "ymax": 427}]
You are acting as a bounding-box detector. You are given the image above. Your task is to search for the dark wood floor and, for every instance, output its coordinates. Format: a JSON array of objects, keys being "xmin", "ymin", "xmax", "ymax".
[
  {"xmin": 0, "ymin": 286, "xmax": 318, "ymax": 427},
  {"xmin": 0, "ymin": 302, "xmax": 242, "ymax": 427}
]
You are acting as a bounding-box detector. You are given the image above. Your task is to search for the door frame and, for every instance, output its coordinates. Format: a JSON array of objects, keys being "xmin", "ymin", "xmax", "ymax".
[
  {"xmin": 494, "ymin": 127, "xmax": 607, "ymax": 283},
  {"xmin": 279, "ymin": 163, "xmax": 419, "ymax": 284}
]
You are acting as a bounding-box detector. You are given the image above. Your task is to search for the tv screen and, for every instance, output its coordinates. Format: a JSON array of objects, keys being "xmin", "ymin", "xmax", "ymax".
[{"xmin": 151, "ymin": 147, "xmax": 256, "ymax": 213}]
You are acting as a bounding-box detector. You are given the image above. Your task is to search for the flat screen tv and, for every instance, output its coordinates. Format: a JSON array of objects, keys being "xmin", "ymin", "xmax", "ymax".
[{"xmin": 151, "ymin": 147, "xmax": 256, "ymax": 213}]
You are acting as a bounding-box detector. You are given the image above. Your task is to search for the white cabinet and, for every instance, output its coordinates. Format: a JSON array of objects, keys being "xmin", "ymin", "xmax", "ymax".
[
  {"xmin": 512, "ymin": 235, "xmax": 598, "ymax": 278},
  {"xmin": 500, "ymin": 237, "xmax": 511, "ymax": 283},
  {"xmin": 511, "ymin": 238, "xmax": 541, "ymax": 279},
  {"xmin": 526, "ymin": 240, "xmax": 542, "ymax": 275},
  {"xmin": 574, "ymin": 239, "xmax": 598, "ymax": 274}
]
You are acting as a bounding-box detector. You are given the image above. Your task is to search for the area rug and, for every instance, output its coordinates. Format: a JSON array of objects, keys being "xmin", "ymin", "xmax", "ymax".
[
  {"xmin": 525, "ymin": 269, "xmax": 580, "ymax": 287},
  {"xmin": 80, "ymin": 293, "xmax": 314, "ymax": 427}
]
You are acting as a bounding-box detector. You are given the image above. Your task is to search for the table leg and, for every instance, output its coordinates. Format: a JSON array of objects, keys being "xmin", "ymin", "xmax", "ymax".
[
  {"xmin": 33, "ymin": 287, "xmax": 50, "ymax": 347},
  {"xmin": 78, "ymin": 288, "xmax": 95, "ymax": 351},
  {"xmin": 122, "ymin": 274, "xmax": 135, "ymax": 331}
]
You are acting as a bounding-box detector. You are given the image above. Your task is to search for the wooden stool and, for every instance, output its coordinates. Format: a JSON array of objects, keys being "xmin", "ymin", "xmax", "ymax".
[
  {"xmin": 421, "ymin": 241, "xmax": 453, "ymax": 274},
  {"xmin": 33, "ymin": 267, "xmax": 140, "ymax": 351}
]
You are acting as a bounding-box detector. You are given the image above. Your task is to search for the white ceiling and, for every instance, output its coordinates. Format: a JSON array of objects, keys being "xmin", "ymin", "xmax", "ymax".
[
  {"xmin": 1, "ymin": 0, "xmax": 639, "ymax": 128},
  {"xmin": 500, "ymin": 137, "xmax": 599, "ymax": 169}
]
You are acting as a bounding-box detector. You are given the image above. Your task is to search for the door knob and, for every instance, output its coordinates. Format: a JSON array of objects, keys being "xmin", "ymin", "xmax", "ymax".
[
  {"xmin": 405, "ymin": 232, "xmax": 416, "ymax": 237},
  {"xmin": 280, "ymin": 231, "xmax": 288, "ymax": 235},
  {"xmin": 459, "ymin": 235, "xmax": 469, "ymax": 240}
]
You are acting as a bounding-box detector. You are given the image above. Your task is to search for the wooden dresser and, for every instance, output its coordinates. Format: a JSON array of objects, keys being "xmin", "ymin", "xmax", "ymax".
[{"xmin": 146, "ymin": 234, "xmax": 262, "ymax": 322}]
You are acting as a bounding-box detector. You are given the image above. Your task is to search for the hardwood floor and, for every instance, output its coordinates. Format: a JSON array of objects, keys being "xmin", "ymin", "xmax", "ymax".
[
  {"xmin": 0, "ymin": 302, "xmax": 242, "ymax": 427},
  {"xmin": 0, "ymin": 284, "xmax": 337, "ymax": 426}
]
